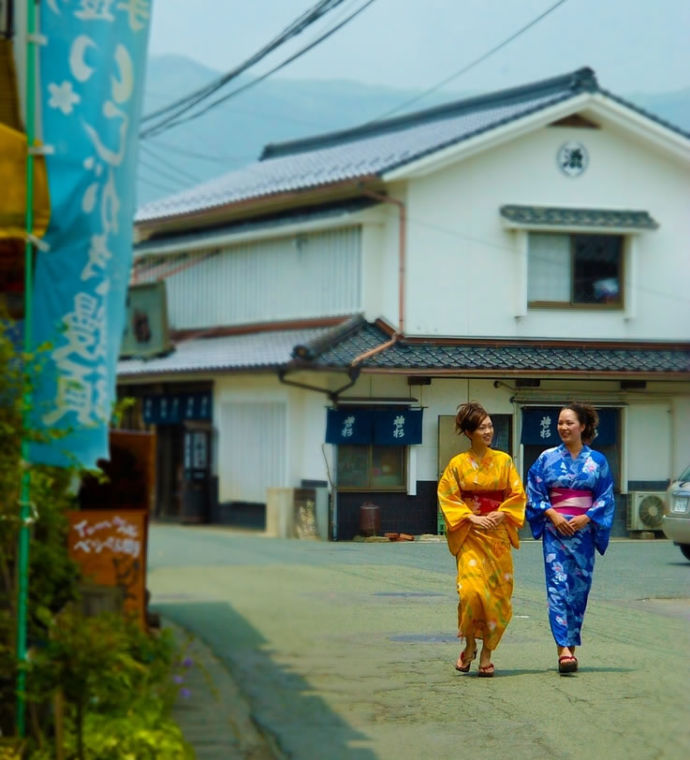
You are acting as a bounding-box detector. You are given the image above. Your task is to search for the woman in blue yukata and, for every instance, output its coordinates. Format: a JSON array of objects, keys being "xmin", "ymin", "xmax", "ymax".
[{"xmin": 526, "ymin": 403, "xmax": 615, "ymax": 674}]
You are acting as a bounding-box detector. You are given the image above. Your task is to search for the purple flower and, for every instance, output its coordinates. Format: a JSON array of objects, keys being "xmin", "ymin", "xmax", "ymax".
[
  {"xmin": 182, "ymin": 657, "xmax": 194, "ymax": 668},
  {"xmin": 173, "ymin": 674, "xmax": 184, "ymax": 684},
  {"xmin": 179, "ymin": 688, "xmax": 192, "ymax": 699}
]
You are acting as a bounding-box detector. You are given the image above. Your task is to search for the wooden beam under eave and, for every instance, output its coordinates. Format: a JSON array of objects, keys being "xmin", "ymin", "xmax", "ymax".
[
  {"xmin": 135, "ymin": 176, "xmax": 386, "ymax": 241},
  {"xmin": 352, "ymin": 367, "xmax": 690, "ymax": 382}
]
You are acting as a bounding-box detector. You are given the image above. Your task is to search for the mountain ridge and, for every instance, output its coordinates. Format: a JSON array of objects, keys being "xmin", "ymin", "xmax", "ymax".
[{"xmin": 137, "ymin": 55, "xmax": 690, "ymax": 208}]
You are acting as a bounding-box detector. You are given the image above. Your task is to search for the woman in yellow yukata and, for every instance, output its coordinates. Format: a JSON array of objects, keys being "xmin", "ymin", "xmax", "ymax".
[{"xmin": 438, "ymin": 402, "xmax": 526, "ymax": 677}]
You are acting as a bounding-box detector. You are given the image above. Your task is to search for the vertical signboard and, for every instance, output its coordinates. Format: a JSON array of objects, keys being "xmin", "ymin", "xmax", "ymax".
[
  {"xmin": 67, "ymin": 509, "xmax": 148, "ymax": 628},
  {"xmin": 31, "ymin": 1, "xmax": 151, "ymax": 467}
]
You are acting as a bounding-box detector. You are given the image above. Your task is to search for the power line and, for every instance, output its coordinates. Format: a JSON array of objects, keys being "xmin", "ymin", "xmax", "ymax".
[
  {"xmin": 140, "ymin": 0, "xmax": 363, "ymax": 137},
  {"xmin": 141, "ymin": 0, "xmax": 349, "ymax": 125},
  {"xmin": 139, "ymin": 142, "xmax": 204, "ymax": 183},
  {"xmin": 141, "ymin": 0, "xmax": 377, "ymax": 139},
  {"xmin": 147, "ymin": 139, "xmax": 257, "ymax": 163},
  {"xmin": 366, "ymin": 0, "xmax": 569, "ymax": 124},
  {"xmin": 137, "ymin": 155, "xmax": 196, "ymax": 189},
  {"xmin": 136, "ymin": 174, "xmax": 184, "ymax": 196}
]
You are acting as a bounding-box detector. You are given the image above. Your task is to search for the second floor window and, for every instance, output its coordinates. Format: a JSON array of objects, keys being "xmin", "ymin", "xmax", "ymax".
[{"xmin": 527, "ymin": 232, "xmax": 623, "ymax": 308}]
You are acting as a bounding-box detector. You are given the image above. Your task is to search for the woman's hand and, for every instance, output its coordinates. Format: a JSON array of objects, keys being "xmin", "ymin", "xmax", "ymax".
[
  {"xmin": 468, "ymin": 513, "xmax": 494, "ymax": 529},
  {"xmin": 486, "ymin": 510, "xmax": 505, "ymax": 529},
  {"xmin": 568, "ymin": 515, "xmax": 591, "ymax": 532},
  {"xmin": 469, "ymin": 511, "xmax": 505, "ymax": 529},
  {"xmin": 546, "ymin": 508, "xmax": 574, "ymax": 536}
]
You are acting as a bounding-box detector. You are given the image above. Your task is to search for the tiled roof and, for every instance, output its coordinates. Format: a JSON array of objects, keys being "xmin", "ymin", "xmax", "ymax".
[
  {"xmin": 310, "ymin": 323, "xmax": 690, "ymax": 376},
  {"xmin": 117, "ymin": 325, "xmax": 337, "ymax": 377},
  {"xmin": 500, "ymin": 205, "xmax": 659, "ymax": 230},
  {"xmin": 136, "ymin": 68, "xmax": 598, "ymax": 223},
  {"xmin": 116, "ymin": 319, "xmax": 690, "ymax": 379}
]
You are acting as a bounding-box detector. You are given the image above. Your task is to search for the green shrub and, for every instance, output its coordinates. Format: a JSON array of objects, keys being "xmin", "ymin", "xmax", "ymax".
[{"xmin": 0, "ymin": 324, "xmax": 194, "ymax": 758}]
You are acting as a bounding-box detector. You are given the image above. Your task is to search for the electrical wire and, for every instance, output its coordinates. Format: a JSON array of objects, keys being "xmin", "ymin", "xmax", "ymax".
[
  {"xmin": 141, "ymin": 0, "xmax": 377, "ymax": 139},
  {"xmin": 140, "ymin": 0, "xmax": 360, "ymax": 137},
  {"xmin": 137, "ymin": 155, "xmax": 198, "ymax": 189},
  {"xmin": 141, "ymin": 0, "xmax": 349, "ymax": 125},
  {"xmin": 139, "ymin": 142, "xmax": 204, "ymax": 183},
  {"xmin": 365, "ymin": 0, "xmax": 569, "ymax": 123},
  {"xmin": 136, "ymin": 174, "xmax": 184, "ymax": 196},
  {"xmin": 146, "ymin": 139, "xmax": 257, "ymax": 163}
]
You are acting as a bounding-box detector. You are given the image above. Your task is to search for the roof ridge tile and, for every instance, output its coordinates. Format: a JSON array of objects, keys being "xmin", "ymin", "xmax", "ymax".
[{"xmin": 261, "ymin": 67, "xmax": 597, "ymax": 161}]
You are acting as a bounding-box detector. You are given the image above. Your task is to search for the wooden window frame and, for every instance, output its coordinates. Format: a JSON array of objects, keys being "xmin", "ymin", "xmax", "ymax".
[
  {"xmin": 336, "ymin": 444, "xmax": 408, "ymax": 493},
  {"xmin": 528, "ymin": 232, "xmax": 625, "ymax": 310}
]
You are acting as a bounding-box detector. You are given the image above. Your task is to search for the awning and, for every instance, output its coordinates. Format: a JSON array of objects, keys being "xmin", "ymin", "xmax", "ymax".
[
  {"xmin": 499, "ymin": 205, "xmax": 658, "ymax": 232},
  {"xmin": 142, "ymin": 391, "xmax": 212, "ymax": 425},
  {"xmin": 325, "ymin": 408, "xmax": 423, "ymax": 445},
  {"xmin": 521, "ymin": 406, "xmax": 617, "ymax": 446},
  {"xmin": 0, "ymin": 122, "xmax": 51, "ymax": 240},
  {"xmin": 309, "ymin": 321, "xmax": 690, "ymax": 377}
]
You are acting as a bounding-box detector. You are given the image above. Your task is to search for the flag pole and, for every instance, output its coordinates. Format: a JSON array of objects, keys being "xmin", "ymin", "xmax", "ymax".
[{"xmin": 16, "ymin": 0, "xmax": 39, "ymax": 736}]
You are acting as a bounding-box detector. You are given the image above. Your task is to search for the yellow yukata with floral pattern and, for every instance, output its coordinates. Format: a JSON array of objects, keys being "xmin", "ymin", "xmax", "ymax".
[{"xmin": 438, "ymin": 448, "xmax": 526, "ymax": 649}]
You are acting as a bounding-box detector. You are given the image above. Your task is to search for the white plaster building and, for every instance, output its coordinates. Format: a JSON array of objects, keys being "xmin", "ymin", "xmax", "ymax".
[{"xmin": 120, "ymin": 68, "xmax": 690, "ymax": 539}]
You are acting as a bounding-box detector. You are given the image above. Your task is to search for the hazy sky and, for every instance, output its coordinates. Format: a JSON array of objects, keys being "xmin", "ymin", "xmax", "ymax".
[{"xmin": 147, "ymin": 0, "xmax": 690, "ymax": 98}]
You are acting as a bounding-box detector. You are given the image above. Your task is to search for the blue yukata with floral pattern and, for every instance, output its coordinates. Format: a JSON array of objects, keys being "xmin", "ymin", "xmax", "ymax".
[{"xmin": 526, "ymin": 444, "xmax": 615, "ymax": 647}]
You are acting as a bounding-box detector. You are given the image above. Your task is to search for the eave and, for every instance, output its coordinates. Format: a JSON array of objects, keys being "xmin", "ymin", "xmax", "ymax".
[
  {"xmin": 135, "ymin": 175, "xmax": 384, "ymax": 242},
  {"xmin": 383, "ymin": 92, "xmax": 690, "ymax": 182}
]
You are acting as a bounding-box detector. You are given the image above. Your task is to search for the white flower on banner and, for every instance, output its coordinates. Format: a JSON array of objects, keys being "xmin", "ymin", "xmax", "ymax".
[
  {"xmin": 48, "ymin": 80, "xmax": 80, "ymax": 115},
  {"xmin": 117, "ymin": 0, "xmax": 151, "ymax": 32},
  {"xmin": 76, "ymin": 0, "xmax": 116, "ymax": 21}
]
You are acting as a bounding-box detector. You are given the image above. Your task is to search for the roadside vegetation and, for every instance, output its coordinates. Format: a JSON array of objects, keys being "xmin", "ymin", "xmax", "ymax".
[{"xmin": 0, "ymin": 324, "xmax": 193, "ymax": 759}]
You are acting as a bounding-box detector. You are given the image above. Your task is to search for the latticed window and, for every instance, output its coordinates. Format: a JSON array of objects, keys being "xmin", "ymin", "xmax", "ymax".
[{"xmin": 527, "ymin": 232, "xmax": 623, "ymax": 308}]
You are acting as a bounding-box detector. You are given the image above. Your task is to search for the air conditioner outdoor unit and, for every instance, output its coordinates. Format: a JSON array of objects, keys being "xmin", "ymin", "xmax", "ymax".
[{"xmin": 627, "ymin": 491, "xmax": 667, "ymax": 531}]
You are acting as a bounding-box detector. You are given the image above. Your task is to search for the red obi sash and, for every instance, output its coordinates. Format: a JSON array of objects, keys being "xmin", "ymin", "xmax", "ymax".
[
  {"xmin": 461, "ymin": 490, "xmax": 504, "ymax": 514},
  {"xmin": 550, "ymin": 488, "xmax": 592, "ymax": 515}
]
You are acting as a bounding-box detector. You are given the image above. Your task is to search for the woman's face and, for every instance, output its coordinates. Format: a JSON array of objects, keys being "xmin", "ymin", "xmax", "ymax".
[
  {"xmin": 467, "ymin": 415, "xmax": 494, "ymax": 448},
  {"xmin": 557, "ymin": 409, "xmax": 584, "ymax": 446}
]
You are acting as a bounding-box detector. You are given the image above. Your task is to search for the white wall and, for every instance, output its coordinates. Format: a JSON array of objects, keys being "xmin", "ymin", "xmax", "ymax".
[
  {"xmin": 141, "ymin": 226, "xmax": 362, "ymax": 330},
  {"xmin": 625, "ymin": 403, "xmax": 673, "ymax": 482},
  {"xmin": 338, "ymin": 375, "xmax": 517, "ymax": 483},
  {"xmin": 210, "ymin": 372, "xmax": 687, "ymax": 504},
  {"xmin": 360, "ymin": 193, "xmax": 407, "ymax": 329},
  {"xmin": 214, "ymin": 373, "xmax": 340, "ymax": 503},
  {"xmin": 403, "ymin": 122, "xmax": 690, "ymax": 340},
  {"xmin": 215, "ymin": 377, "xmax": 289, "ymax": 503},
  {"xmin": 285, "ymin": 385, "xmax": 335, "ymax": 487},
  {"xmin": 360, "ymin": 219, "xmax": 387, "ymax": 324},
  {"xmin": 670, "ymin": 397, "xmax": 690, "ymax": 479},
  {"xmin": 333, "ymin": 374, "xmax": 685, "ymax": 487}
]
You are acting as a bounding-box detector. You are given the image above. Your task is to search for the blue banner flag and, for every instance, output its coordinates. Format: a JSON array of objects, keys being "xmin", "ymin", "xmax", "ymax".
[
  {"xmin": 373, "ymin": 409, "xmax": 423, "ymax": 445},
  {"xmin": 325, "ymin": 409, "xmax": 374, "ymax": 445},
  {"xmin": 521, "ymin": 406, "xmax": 617, "ymax": 447},
  {"xmin": 326, "ymin": 408, "xmax": 423, "ymax": 446},
  {"xmin": 521, "ymin": 408, "xmax": 559, "ymax": 446},
  {"xmin": 142, "ymin": 392, "xmax": 213, "ymax": 425},
  {"xmin": 30, "ymin": 1, "xmax": 151, "ymax": 467}
]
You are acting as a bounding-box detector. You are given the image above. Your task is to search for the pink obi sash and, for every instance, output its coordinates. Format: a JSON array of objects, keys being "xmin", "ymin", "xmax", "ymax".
[
  {"xmin": 550, "ymin": 488, "xmax": 592, "ymax": 515},
  {"xmin": 462, "ymin": 490, "xmax": 504, "ymax": 515}
]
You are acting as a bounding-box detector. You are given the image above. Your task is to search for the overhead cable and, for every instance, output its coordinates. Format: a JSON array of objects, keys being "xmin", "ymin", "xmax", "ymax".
[
  {"xmin": 366, "ymin": 0, "xmax": 568, "ymax": 123},
  {"xmin": 141, "ymin": 0, "xmax": 377, "ymax": 139},
  {"xmin": 141, "ymin": 0, "xmax": 348, "ymax": 125},
  {"xmin": 146, "ymin": 139, "xmax": 256, "ymax": 163},
  {"xmin": 139, "ymin": 142, "xmax": 203, "ymax": 183}
]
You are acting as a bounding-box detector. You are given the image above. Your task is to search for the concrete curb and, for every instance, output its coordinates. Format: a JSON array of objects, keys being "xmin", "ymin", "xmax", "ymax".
[{"xmin": 165, "ymin": 618, "xmax": 281, "ymax": 760}]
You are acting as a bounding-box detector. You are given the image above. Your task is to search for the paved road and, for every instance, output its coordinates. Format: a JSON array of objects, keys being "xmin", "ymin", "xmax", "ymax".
[{"xmin": 148, "ymin": 528, "xmax": 690, "ymax": 760}]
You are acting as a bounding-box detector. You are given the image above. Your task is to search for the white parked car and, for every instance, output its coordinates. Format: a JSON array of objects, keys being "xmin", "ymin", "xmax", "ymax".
[{"xmin": 662, "ymin": 464, "xmax": 690, "ymax": 561}]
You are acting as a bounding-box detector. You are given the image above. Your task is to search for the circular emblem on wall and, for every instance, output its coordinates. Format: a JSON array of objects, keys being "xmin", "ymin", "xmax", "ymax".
[{"xmin": 557, "ymin": 140, "xmax": 588, "ymax": 177}]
